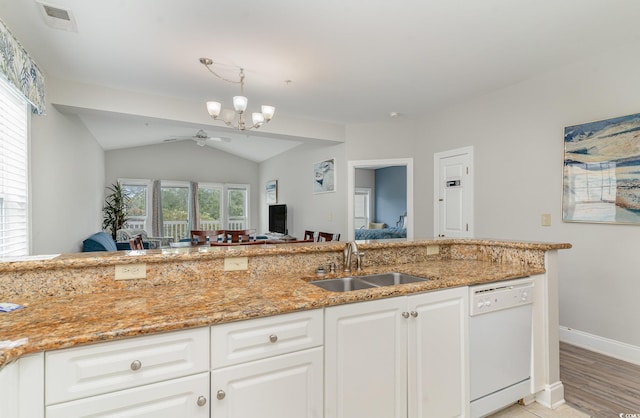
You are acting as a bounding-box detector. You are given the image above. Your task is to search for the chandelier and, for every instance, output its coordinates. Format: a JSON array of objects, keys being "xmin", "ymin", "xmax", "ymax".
[{"xmin": 199, "ymin": 58, "xmax": 275, "ymax": 131}]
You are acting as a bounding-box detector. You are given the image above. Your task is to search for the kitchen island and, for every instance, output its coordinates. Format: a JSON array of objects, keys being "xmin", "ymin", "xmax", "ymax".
[{"xmin": 0, "ymin": 238, "xmax": 570, "ymax": 418}]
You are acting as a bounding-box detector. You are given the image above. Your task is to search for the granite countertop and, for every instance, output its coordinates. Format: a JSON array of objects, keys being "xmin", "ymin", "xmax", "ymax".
[{"xmin": 0, "ymin": 256, "xmax": 544, "ymax": 368}]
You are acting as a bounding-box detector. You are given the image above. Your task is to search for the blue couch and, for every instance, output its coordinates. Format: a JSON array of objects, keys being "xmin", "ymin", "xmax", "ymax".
[{"xmin": 82, "ymin": 231, "xmax": 149, "ymax": 252}]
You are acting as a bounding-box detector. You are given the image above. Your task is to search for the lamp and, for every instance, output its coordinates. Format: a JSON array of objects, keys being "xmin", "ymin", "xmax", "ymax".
[{"xmin": 200, "ymin": 58, "xmax": 275, "ymax": 131}]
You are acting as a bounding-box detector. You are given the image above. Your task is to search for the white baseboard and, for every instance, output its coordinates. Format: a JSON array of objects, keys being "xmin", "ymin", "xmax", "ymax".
[{"xmin": 559, "ymin": 326, "xmax": 640, "ymax": 366}]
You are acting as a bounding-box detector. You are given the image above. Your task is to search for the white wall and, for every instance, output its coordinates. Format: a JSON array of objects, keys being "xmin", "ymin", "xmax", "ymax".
[
  {"xmin": 415, "ymin": 42, "xmax": 640, "ymax": 348},
  {"xmin": 259, "ymin": 143, "xmax": 346, "ymax": 239},
  {"xmin": 31, "ymin": 98, "xmax": 105, "ymax": 254},
  {"xmin": 106, "ymin": 141, "xmax": 260, "ymax": 231}
]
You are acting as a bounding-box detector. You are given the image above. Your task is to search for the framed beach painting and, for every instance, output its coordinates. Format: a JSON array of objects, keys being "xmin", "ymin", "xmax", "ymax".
[
  {"xmin": 313, "ymin": 158, "xmax": 336, "ymax": 194},
  {"xmin": 563, "ymin": 112, "xmax": 640, "ymax": 224},
  {"xmin": 265, "ymin": 180, "xmax": 277, "ymax": 204}
]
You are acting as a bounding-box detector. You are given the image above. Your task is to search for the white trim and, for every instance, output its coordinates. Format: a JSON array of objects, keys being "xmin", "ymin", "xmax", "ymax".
[
  {"xmin": 534, "ymin": 382, "xmax": 565, "ymax": 410},
  {"xmin": 559, "ymin": 326, "xmax": 640, "ymax": 366},
  {"xmin": 347, "ymin": 158, "xmax": 414, "ymax": 241}
]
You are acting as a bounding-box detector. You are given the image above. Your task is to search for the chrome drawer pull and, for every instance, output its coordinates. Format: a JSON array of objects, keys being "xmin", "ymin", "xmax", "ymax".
[
  {"xmin": 197, "ymin": 396, "xmax": 207, "ymax": 407},
  {"xmin": 269, "ymin": 334, "xmax": 278, "ymax": 343},
  {"xmin": 130, "ymin": 360, "xmax": 142, "ymax": 371},
  {"xmin": 217, "ymin": 390, "xmax": 226, "ymax": 400},
  {"xmin": 410, "ymin": 311, "xmax": 419, "ymax": 317},
  {"xmin": 401, "ymin": 312, "xmax": 410, "ymax": 318}
]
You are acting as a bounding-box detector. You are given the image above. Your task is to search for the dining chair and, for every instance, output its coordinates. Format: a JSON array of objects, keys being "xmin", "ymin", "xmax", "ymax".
[
  {"xmin": 304, "ymin": 230, "xmax": 315, "ymax": 241},
  {"xmin": 226, "ymin": 229, "xmax": 257, "ymax": 243},
  {"xmin": 317, "ymin": 232, "xmax": 339, "ymax": 242},
  {"xmin": 129, "ymin": 234, "xmax": 144, "ymax": 250},
  {"xmin": 189, "ymin": 230, "xmax": 207, "ymax": 245}
]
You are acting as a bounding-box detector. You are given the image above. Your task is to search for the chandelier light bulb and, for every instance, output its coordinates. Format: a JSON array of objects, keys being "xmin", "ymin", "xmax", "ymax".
[
  {"xmin": 233, "ymin": 96, "xmax": 248, "ymax": 113},
  {"xmin": 252, "ymin": 112, "xmax": 265, "ymax": 127},
  {"xmin": 206, "ymin": 101, "xmax": 221, "ymax": 117},
  {"xmin": 261, "ymin": 105, "xmax": 275, "ymax": 121}
]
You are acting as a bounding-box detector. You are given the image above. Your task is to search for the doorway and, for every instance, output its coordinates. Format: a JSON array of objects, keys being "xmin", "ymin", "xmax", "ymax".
[
  {"xmin": 433, "ymin": 147, "xmax": 474, "ymax": 238},
  {"xmin": 347, "ymin": 158, "xmax": 414, "ymax": 241}
]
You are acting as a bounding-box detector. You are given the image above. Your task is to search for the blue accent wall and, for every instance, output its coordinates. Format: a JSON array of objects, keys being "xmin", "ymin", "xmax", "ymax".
[{"xmin": 375, "ymin": 166, "xmax": 406, "ymax": 227}]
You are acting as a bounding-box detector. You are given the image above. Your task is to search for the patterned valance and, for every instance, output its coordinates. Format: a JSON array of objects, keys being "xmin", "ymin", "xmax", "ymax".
[{"xmin": 0, "ymin": 19, "xmax": 45, "ymax": 115}]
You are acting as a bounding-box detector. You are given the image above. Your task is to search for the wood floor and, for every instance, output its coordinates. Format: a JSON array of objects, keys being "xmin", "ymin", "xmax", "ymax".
[{"xmin": 560, "ymin": 341, "xmax": 640, "ymax": 417}]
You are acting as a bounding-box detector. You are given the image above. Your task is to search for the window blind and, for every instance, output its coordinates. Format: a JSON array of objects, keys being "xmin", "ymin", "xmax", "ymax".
[{"xmin": 0, "ymin": 78, "xmax": 29, "ymax": 257}]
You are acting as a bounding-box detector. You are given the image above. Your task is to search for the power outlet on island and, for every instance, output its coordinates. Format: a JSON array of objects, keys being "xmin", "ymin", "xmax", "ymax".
[
  {"xmin": 224, "ymin": 257, "xmax": 248, "ymax": 271},
  {"xmin": 115, "ymin": 263, "xmax": 147, "ymax": 280}
]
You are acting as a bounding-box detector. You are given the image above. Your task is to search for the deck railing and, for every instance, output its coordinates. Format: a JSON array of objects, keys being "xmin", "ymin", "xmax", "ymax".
[{"xmin": 125, "ymin": 219, "xmax": 247, "ymax": 242}]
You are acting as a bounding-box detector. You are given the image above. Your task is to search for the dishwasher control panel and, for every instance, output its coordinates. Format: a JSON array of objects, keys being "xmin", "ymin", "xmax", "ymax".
[{"xmin": 469, "ymin": 277, "xmax": 534, "ymax": 316}]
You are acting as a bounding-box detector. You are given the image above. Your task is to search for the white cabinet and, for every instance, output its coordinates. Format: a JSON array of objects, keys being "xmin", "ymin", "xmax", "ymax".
[
  {"xmin": 46, "ymin": 372, "xmax": 209, "ymax": 418},
  {"xmin": 45, "ymin": 327, "xmax": 210, "ymax": 418},
  {"xmin": 325, "ymin": 287, "xmax": 469, "ymax": 418},
  {"xmin": 211, "ymin": 309, "xmax": 324, "ymax": 418},
  {"xmin": 0, "ymin": 353, "xmax": 44, "ymax": 418},
  {"xmin": 211, "ymin": 347, "xmax": 323, "ymax": 418}
]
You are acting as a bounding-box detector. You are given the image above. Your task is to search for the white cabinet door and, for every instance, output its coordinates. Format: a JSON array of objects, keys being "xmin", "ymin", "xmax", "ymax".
[
  {"xmin": 324, "ymin": 297, "xmax": 407, "ymax": 418},
  {"xmin": 0, "ymin": 353, "xmax": 44, "ymax": 418},
  {"xmin": 46, "ymin": 372, "xmax": 209, "ymax": 418},
  {"xmin": 211, "ymin": 347, "xmax": 323, "ymax": 418},
  {"xmin": 408, "ymin": 287, "xmax": 469, "ymax": 418}
]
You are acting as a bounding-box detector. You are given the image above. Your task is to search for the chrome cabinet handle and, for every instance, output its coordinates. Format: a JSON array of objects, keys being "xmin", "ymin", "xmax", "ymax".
[
  {"xmin": 217, "ymin": 390, "xmax": 226, "ymax": 400},
  {"xmin": 130, "ymin": 360, "xmax": 142, "ymax": 371},
  {"xmin": 401, "ymin": 312, "xmax": 410, "ymax": 318},
  {"xmin": 410, "ymin": 311, "xmax": 418, "ymax": 318},
  {"xmin": 197, "ymin": 396, "xmax": 207, "ymax": 407},
  {"xmin": 269, "ymin": 334, "xmax": 278, "ymax": 343}
]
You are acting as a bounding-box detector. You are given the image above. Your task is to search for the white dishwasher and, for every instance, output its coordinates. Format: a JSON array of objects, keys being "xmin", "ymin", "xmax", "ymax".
[{"xmin": 469, "ymin": 277, "xmax": 534, "ymax": 418}]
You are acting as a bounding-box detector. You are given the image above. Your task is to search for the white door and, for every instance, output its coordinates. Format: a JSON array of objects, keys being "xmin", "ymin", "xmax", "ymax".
[
  {"xmin": 211, "ymin": 348, "xmax": 323, "ymax": 418},
  {"xmin": 324, "ymin": 297, "xmax": 407, "ymax": 418},
  {"xmin": 408, "ymin": 287, "xmax": 469, "ymax": 418},
  {"xmin": 434, "ymin": 147, "xmax": 474, "ymax": 238}
]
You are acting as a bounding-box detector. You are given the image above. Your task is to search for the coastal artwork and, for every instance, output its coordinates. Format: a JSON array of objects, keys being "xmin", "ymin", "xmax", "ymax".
[
  {"xmin": 563, "ymin": 112, "xmax": 640, "ymax": 224},
  {"xmin": 265, "ymin": 180, "xmax": 277, "ymax": 204},
  {"xmin": 313, "ymin": 158, "xmax": 336, "ymax": 193}
]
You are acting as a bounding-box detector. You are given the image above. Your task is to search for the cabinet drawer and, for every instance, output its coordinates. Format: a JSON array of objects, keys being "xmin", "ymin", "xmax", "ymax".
[
  {"xmin": 211, "ymin": 309, "xmax": 323, "ymax": 368},
  {"xmin": 46, "ymin": 372, "xmax": 209, "ymax": 418},
  {"xmin": 46, "ymin": 327, "xmax": 209, "ymax": 405}
]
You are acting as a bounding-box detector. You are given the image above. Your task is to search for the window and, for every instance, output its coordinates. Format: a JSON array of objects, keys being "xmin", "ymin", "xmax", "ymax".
[
  {"xmin": 120, "ymin": 179, "xmax": 151, "ymax": 232},
  {"xmin": 198, "ymin": 183, "xmax": 223, "ymax": 230},
  {"xmin": 354, "ymin": 188, "xmax": 371, "ymax": 229},
  {"xmin": 161, "ymin": 181, "xmax": 190, "ymax": 240},
  {"xmin": 227, "ymin": 185, "xmax": 249, "ymax": 230},
  {"xmin": 0, "ymin": 78, "xmax": 29, "ymax": 257}
]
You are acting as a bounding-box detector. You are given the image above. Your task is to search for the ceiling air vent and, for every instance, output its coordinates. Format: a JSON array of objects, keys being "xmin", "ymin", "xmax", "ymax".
[{"xmin": 37, "ymin": 2, "xmax": 78, "ymax": 32}]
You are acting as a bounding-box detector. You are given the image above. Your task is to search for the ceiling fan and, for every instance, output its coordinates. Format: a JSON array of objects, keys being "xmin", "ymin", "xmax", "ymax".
[{"xmin": 164, "ymin": 129, "xmax": 231, "ymax": 147}]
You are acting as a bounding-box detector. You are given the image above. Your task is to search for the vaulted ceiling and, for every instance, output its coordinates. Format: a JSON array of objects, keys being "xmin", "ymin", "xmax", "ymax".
[{"xmin": 2, "ymin": 0, "xmax": 640, "ymax": 161}]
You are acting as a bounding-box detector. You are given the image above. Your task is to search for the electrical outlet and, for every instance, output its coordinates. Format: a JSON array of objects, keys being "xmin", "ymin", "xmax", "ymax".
[
  {"xmin": 224, "ymin": 257, "xmax": 248, "ymax": 271},
  {"xmin": 427, "ymin": 245, "xmax": 440, "ymax": 255},
  {"xmin": 115, "ymin": 263, "xmax": 146, "ymax": 280},
  {"xmin": 541, "ymin": 214, "xmax": 551, "ymax": 227}
]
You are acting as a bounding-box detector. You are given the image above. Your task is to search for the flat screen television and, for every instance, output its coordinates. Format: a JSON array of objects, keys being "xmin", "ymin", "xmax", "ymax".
[{"xmin": 268, "ymin": 204, "xmax": 287, "ymax": 235}]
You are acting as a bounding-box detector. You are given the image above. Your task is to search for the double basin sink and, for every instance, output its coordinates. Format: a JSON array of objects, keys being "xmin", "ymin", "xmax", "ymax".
[{"xmin": 309, "ymin": 272, "xmax": 428, "ymax": 292}]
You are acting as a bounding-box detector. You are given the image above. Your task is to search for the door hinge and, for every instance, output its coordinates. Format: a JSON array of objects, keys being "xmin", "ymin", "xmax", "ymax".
[
  {"xmin": 438, "ymin": 198, "xmax": 444, "ymax": 202},
  {"xmin": 466, "ymin": 223, "xmax": 469, "ymax": 232},
  {"xmin": 466, "ymin": 166, "xmax": 469, "ymax": 175}
]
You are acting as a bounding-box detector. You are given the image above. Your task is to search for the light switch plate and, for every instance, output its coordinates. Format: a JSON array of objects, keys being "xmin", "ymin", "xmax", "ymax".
[
  {"xmin": 541, "ymin": 214, "xmax": 551, "ymax": 226},
  {"xmin": 224, "ymin": 257, "xmax": 248, "ymax": 271},
  {"xmin": 115, "ymin": 263, "xmax": 146, "ymax": 280}
]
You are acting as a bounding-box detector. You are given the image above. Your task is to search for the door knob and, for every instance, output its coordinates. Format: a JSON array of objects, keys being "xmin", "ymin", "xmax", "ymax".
[
  {"xmin": 217, "ymin": 390, "xmax": 226, "ymax": 400},
  {"xmin": 197, "ymin": 396, "xmax": 207, "ymax": 406},
  {"xmin": 402, "ymin": 312, "xmax": 410, "ymax": 318}
]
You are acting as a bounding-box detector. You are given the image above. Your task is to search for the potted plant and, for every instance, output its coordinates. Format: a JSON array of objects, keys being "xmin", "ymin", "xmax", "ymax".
[{"xmin": 102, "ymin": 182, "xmax": 129, "ymax": 240}]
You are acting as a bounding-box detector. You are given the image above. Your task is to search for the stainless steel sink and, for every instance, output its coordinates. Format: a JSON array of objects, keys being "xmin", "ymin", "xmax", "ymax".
[
  {"xmin": 309, "ymin": 277, "xmax": 377, "ymax": 292},
  {"xmin": 309, "ymin": 272, "xmax": 428, "ymax": 292},
  {"xmin": 358, "ymin": 272, "xmax": 427, "ymax": 287}
]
